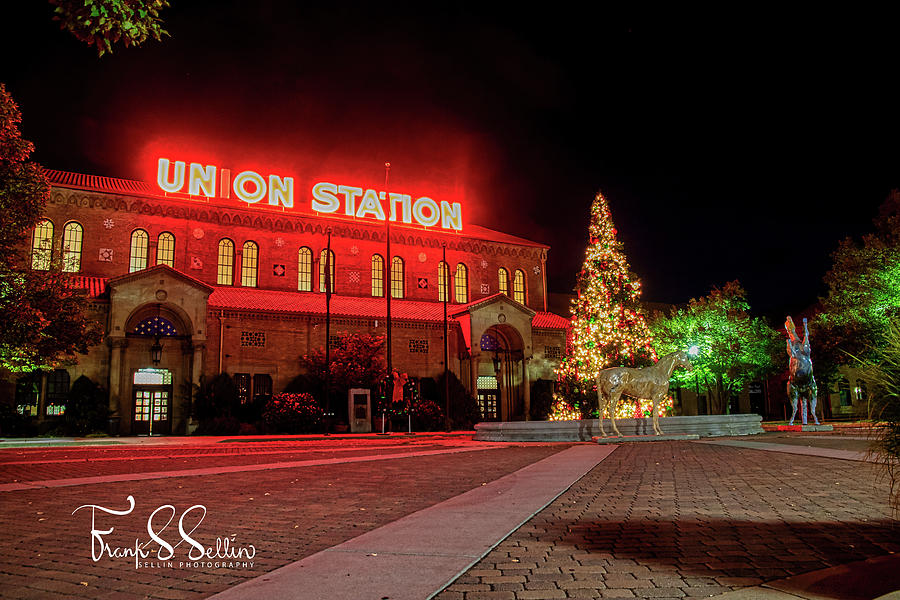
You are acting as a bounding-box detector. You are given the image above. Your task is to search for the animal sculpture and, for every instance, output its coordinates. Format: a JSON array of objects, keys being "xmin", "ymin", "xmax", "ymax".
[
  {"xmin": 596, "ymin": 351, "xmax": 693, "ymax": 437},
  {"xmin": 785, "ymin": 316, "xmax": 818, "ymax": 425}
]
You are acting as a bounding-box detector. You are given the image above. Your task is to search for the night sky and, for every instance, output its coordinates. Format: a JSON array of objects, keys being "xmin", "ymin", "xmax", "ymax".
[{"xmin": 3, "ymin": 3, "xmax": 897, "ymax": 320}]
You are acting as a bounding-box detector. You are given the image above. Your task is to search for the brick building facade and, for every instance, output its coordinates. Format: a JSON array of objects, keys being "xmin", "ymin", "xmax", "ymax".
[{"xmin": 9, "ymin": 168, "xmax": 569, "ymax": 434}]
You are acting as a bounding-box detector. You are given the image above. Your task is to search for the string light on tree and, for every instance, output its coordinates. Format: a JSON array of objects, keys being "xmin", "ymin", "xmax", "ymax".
[{"xmin": 551, "ymin": 190, "xmax": 657, "ymax": 420}]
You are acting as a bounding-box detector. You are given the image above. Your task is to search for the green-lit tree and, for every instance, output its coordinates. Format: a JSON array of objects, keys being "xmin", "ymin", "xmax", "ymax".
[
  {"xmin": 814, "ymin": 190, "xmax": 900, "ymax": 379},
  {"xmin": 50, "ymin": 0, "xmax": 170, "ymax": 56},
  {"xmin": 552, "ymin": 191, "xmax": 656, "ymax": 418},
  {"xmin": 650, "ymin": 280, "xmax": 781, "ymax": 414},
  {"xmin": 0, "ymin": 84, "xmax": 103, "ymax": 372}
]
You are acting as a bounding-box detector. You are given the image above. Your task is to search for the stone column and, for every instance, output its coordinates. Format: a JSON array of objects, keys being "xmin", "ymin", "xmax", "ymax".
[
  {"xmin": 497, "ymin": 360, "xmax": 507, "ymax": 421},
  {"xmin": 522, "ymin": 357, "xmax": 531, "ymax": 421},
  {"xmin": 108, "ymin": 337, "xmax": 128, "ymax": 434},
  {"xmin": 469, "ymin": 353, "xmax": 479, "ymax": 398},
  {"xmin": 189, "ymin": 341, "xmax": 205, "ymax": 433}
]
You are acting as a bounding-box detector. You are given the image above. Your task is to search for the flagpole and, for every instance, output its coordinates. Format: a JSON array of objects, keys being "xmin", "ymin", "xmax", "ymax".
[{"xmin": 324, "ymin": 226, "xmax": 333, "ymax": 428}]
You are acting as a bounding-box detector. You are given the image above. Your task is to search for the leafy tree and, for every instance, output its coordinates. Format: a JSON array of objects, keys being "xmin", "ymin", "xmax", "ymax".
[
  {"xmin": 814, "ymin": 190, "xmax": 900, "ymax": 379},
  {"xmin": 553, "ymin": 191, "xmax": 656, "ymax": 416},
  {"xmin": 0, "ymin": 85, "xmax": 103, "ymax": 372},
  {"xmin": 650, "ymin": 281, "xmax": 781, "ymax": 414},
  {"xmin": 296, "ymin": 333, "xmax": 389, "ymax": 419},
  {"xmin": 50, "ymin": 0, "xmax": 170, "ymax": 56}
]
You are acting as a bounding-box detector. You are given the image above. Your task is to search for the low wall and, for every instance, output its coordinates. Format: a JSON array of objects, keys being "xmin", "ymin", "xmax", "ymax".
[{"xmin": 474, "ymin": 414, "xmax": 764, "ymax": 442}]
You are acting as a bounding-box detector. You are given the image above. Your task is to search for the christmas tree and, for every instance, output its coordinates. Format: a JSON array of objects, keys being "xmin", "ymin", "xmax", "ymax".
[{"xmin": 550, "ymin": 191, "xmax": 657, "ymax": 420}]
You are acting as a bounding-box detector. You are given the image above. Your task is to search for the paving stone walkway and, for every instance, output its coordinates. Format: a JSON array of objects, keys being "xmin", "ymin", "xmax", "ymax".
[{"xmin": 435, "ymin": 441, "xmax": 900, "ymax": 599}]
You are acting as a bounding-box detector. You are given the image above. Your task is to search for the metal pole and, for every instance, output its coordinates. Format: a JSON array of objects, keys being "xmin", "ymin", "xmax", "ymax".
[
  {"xmin": 443, "ymin": 243, "xmax": 450, "ymax": 431},
  {"xmin": 384, "ymin": 162, "xmax": 392, "ymax": 375},
  {"xmin": 324, "ymin": 227, "xmax": 333, "ymax": 424}
]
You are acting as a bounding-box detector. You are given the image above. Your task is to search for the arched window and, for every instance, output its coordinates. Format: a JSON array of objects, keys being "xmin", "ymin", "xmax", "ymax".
[
  {"xmin": 454, "ymin": 263, "xmax": 468, "ymax": 303},
  {"xmin": 298, "ymin": 247, "xmax": 312, "ymax": 291},
  {"xmin": 498, "ymin": 267, "xmax": 509, "ymax": 296},
  {"xmin": 513, "ymin": 269, "xmax": 526, "ymax": 304},
  {"xmin": 31, "ymin": 219, "xmax": 53, "ymax": 270},
  {"xmin": 241, "ymin": 241, "xmax": 259, "ymax": 287},
  {"xmin": 838, "ymin": 377, "xmax": 851, "ymax": 407},
  {"xmin": 62, "ymin": 221, "xmax": 83, "ymax": 273},
  {"xmin": 217, "ymin": 239, "xmax": 234, "ymax": 285},
  {"xmin": 134, "ymin": 315, "xmax": 179, "ymax": 337},
  {"xmin": 371, "ymin": 254, "xmax": 384, "ymax": 297},
  {"xmin": 391, "ymin": 256, "xmax": 405, "ymax": 299},
  {"xmin": 319, "ymin": 248, "xmax": 335, "ymax": 293},
  {"xmin": 156, "ymin": 232, "xmax": 175, "ymax": 267},
  {"xmin": 438, "ymin": 261, "xmax": 450, "ymax": 302},
  {"xmin": 129, "ymin": 229, "xmax": 149, "ymax": 272}
]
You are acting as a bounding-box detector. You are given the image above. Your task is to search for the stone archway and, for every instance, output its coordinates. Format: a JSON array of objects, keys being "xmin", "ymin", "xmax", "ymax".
[
  {"xmin": 117, "ymin": 302, "xmax": 196, "ymax": 435},
  {"xmin": 478, "ymin": 324, "xmax": 528, "ymax": 421}
]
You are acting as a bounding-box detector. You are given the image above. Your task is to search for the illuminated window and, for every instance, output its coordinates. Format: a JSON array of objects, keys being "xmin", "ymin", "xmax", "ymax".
[
  {"xmin": 217, "ymin": 239, "xmax": 234, "ymax": 285},
  {"xmin": 156, "ymin": 232, "xmax": 175, "ymax": 267},
  {"xmin": 46, "ymin": 369, "xmax": 70, "ymax": 416},
  {"xmin": 498, "ymin": 267, "xmax": 509, "ymax": 296},
  {"xmin": 241, "ymin": 241, "xmax": 259, "ymax": 287},
  {"xmin": 62, "ymin": 221, "xmax": 83, "ymax": 273},
  {"xmin": 454, "ymin": 263, "xmax": 468, "ymax": 303},
  {"xmin": 438, "ymin": 261, "xmax": 450, "ymax": 302},
  {"xmin": 129, "ymin": 229, "xmax": 149, "ymax": 272},
  {"xmin": 298, "ymin": 247, "xmax": 312, "ymax": 291},
  {"xmin": 319, "ymin": 248, "xmax": 335, "ymax": 293},
  {"xmin": 15, "ymin": 372, "xmax": 41, "ymax": 417},
  {"xmin": 391, "ymin": 256, "xmax": 405, "ymax": 299},
  {"xmin": 253, "ymin": 374, "xmax": 273, "ymax": 399},
  {"xmin": 234, "ymin": 373, "xmax": 251, "ymax": 404},
  {"xmin": 856, "ymin": 380, "xmax": 868, "ymax": 402},
  {"xmin": 838, "ymin": 377, "xmax": 851, "ymax": 406},
  {"xmin": 371, "ymin": 254, "xmax": 384, "ymax": 297},
  {"xmin": 513, "ymin": 269, "xmax": 526, "ymax": 304},
  {"xmin": 31, "ymin": 219, "xmax": 53, "ymax": 270}
]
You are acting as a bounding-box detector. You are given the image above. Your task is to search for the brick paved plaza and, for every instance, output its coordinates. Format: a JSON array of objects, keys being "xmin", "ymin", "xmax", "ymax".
[{"xmin": 0, "ymin": 433, "xmax": 897, "ymax": 599}]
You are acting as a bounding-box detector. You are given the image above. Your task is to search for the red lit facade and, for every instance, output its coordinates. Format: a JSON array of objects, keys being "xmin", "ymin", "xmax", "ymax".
[{"xmin": 10, "ymin": 169, "xmax": 570, "ymax": 434}]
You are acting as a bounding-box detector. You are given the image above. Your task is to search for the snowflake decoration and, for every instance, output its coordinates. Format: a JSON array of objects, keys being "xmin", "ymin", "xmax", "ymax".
[
  {"xmin": 103, "ymin": 218, "xmax": 114, "ymax": 229},
  {"xmin": 350, "ymin": 245, "xmax": 359, "ymax": 256},
  {"xmin": 533, "ymin": 265, "xmax": 541, "ymax": 275},
  {"xmin": 348, "ymin": 271, "xmax": 360, "ymax": 283},
  {"xmin": 480, "ymin": 259, "xmax": 488, "ymax": 269},
  {"xmin": 275, "ymin": 237, "xmax": 285, "ymax": 248},
  {"xmin": 418, "ymin": 252, "xmax": 427, "ymax": 263}
]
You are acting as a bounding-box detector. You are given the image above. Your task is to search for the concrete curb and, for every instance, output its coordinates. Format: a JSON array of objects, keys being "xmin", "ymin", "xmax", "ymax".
[{"xmin": 208, "ymin": 443, "xmax": 618, "ymax": 600}]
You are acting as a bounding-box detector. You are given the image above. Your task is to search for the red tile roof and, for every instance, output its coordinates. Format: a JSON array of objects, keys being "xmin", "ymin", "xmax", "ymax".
[
  {"xmin": 44, "ymin": 168, "xmax": 548, "ymax": 248},
  {"xmin": 68, "ymin": 276, "xmax": 569, "ymax": 329},
  {"xmin": 44, "ymin": 169, "xmax": 155, "ymax": 195},
  {"xmin": 532, "ymin": 312, "xmax": 571, "ymax": 329}
]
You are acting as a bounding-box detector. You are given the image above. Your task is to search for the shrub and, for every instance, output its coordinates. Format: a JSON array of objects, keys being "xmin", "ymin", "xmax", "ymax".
[
  {"xmin": 530, "ymin": 379, "xmax": 555, "ymax": 421},
  {"xmin": 856, "ymin": 318, "xmax": 900, "ymax": 514},
  {"xmin": 193, "ymin": 373, "xmax": 240, "ymax": 433},
  {"xmin": 263, "ymin": 393, "xmax": 324, "ymax": 433},
  {"xmin": 0, "ymin": 402, "xmax": 36, "ymax": 437},
  {"xmin": 194, "ymin": 416, "xmax": 241, "ymax": 436},
  {"xmin": 66, "ymin": 375, "xmax": 108, "ymax": 436},
  {"xmin": 410, "ymin": 397, "xmax": 445, "ymax": 431}
]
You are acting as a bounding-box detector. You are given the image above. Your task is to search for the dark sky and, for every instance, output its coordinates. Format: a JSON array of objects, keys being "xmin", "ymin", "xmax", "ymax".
[{"xmin": 2, "ymin": 3, "xmax": 898, "ymax": 319}]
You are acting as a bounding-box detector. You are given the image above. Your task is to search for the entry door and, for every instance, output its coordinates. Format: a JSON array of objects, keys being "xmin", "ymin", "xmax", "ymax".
[
  {"xmin": 477, "ymin": 390, "xmax": 499, "ymax": 421},
  {"xmin": 133, "ymin": 388, "xmax": 171, "ymax": 435}
]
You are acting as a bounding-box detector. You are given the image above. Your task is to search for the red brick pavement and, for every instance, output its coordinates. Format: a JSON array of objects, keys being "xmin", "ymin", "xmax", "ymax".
[
  {"xmin": 0, "ymin": 441, "xmax": 570, "ymax": 599},
  {"xmin": 0, "ymin": 440, "xmax": 482, "ymax": 484},
  {"xmin": 436, "ymin": 441, "xmax": 900, "ymax": 600}
]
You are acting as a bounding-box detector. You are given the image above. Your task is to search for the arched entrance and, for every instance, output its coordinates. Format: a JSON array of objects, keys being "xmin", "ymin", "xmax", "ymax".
[
  {"xmin": 124, "ymin": 304, "xmax": 189, "ymax": 435},
  {"xmin": 478, "ymin": 324, "xmax": 526, "ymax": 421}
]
